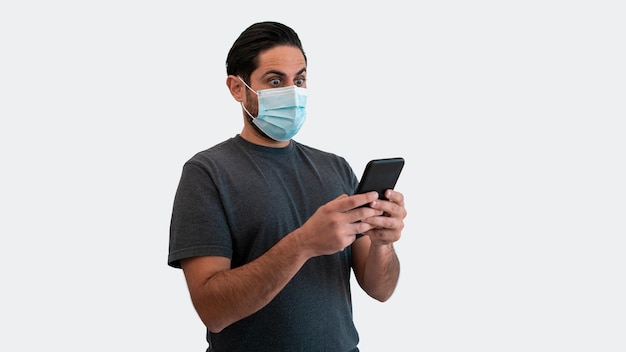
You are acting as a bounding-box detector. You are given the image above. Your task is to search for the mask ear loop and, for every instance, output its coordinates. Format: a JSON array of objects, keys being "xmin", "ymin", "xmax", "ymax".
[
  {"xmin": 237, "ymin": 77, "xmax": 258, "ymax": 119},
  {"xmin": 241, "ymin": 102, "xmax": 256, "ymax": 120},
  {"xmin": 237, "ymin": 76, "xmax": 258, "ymax": 95}
]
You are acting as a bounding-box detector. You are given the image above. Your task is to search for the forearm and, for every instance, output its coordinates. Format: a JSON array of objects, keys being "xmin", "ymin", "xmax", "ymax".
[
  {"xmin": 190, "ymin": 233, "xmax": 309, "ymax": 333},
  {"xmin": 361, "ymin": 243, "xmax": 400, "ymax": 302}
]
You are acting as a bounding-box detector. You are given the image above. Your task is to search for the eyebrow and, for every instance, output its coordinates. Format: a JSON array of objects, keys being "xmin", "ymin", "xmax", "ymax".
[{"xmin": 262, "ymin": 67, "xmax": 307, "ymax": 78}]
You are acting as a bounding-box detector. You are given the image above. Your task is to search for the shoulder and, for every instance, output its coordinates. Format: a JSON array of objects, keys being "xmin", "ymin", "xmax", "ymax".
[
  {"xmin": 292, "ymin": 140, "xmax": 350, "ymax": 165},
  {"xmin": 184, "ymin": 136, "xmax": 247, "ymax": 168},
  {"xmin": 292, "ymin": 140, "xmax": 355, "ymax": 177}
]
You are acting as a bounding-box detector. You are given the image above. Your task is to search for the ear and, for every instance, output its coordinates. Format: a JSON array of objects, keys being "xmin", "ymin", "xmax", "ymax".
[{"xmin": 226, "ymin": 75, "xmax": 245, "ymax": 102}]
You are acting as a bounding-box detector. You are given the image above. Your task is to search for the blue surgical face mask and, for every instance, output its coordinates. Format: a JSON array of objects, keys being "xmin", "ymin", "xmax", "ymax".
[{"xmin": 238, "ymin": 77, "xmax": 307, "ymax": 142}]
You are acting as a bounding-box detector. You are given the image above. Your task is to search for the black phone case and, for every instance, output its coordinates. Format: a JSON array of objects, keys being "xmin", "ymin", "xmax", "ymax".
[{"xmin": 355, "ymin": 157, "xmax": 405, "ymax": 200}]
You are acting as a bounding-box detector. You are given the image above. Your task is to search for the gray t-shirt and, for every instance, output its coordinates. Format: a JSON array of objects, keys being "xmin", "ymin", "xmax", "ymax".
[{"xmin": 169, "ymin": 135, "xmax": 361, "ymax": 352}]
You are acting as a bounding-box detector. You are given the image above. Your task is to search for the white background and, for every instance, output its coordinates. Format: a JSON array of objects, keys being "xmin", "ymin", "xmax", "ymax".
[{"xmin": 1, "ymin": 1, "xmax": 625, "ymax": 351}]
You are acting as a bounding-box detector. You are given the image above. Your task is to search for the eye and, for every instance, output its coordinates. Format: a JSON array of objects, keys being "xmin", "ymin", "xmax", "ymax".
[
  {"xmin": 294, "ymin": 78, "xmax": 306, "ymax": 87},
  {"xmin": 269, "ymin": 78, "xmax": 281, "ymax": 87}
]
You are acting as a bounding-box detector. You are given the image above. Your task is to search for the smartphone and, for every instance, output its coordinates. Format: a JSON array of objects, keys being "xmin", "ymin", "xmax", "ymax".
[{"xmin": 355, "ymin": 157, "xmax": 405, "ymax": 201}]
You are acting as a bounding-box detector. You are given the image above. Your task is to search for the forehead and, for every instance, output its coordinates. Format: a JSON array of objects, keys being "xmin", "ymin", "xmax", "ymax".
[{"xmin": 253, "ymin": 45, "xmax": 306, "ymax": 78}]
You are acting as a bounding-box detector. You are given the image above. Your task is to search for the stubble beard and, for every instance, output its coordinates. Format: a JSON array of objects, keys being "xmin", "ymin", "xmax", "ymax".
[{"xmin": 244, "ymin": 89, "xmax": 274, "ymax": 141}]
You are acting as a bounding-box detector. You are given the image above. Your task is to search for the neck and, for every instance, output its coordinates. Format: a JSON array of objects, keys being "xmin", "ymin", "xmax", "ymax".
[{"xmin": 240, "ymin": 127, "xmax": 290, "ymax": 148}]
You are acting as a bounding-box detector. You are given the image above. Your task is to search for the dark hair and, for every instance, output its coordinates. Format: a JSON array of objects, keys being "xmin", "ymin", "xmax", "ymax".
[{"xmin": 225, "ymin": 21, "xmax": 307, "ymax": 83}]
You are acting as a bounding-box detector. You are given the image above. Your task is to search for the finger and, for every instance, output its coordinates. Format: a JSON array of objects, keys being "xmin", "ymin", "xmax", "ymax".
[
  {"xmin": 348, "ymin": 205, "xmax": 384, "ymax": 224},
  {"xmin": 363, "ymin": 215, "xmax": 399, "ymax": 230},
  {"xmin": 352, "ymin": 220, "xmax": 377, "ymax": 235},
  {"xmin": 369, "ymin": 199, "xmax": 396, "ymax": 217},
  {"xmin": 385, "ymin": 189, "xmax": 404, "ymax": 206},
  {"xmin": 333, "ymin": 191, "xmax": 379, "ymax": 212},
  {"xmin": 371, "ymin": 197, "xmax": 407, "ymax": 221}
]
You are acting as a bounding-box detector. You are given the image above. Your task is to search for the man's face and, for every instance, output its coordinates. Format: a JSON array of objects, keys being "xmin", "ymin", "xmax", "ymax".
[{"xmin": 242, "ymin": 45, "xmax": 307, "ymax": 117}]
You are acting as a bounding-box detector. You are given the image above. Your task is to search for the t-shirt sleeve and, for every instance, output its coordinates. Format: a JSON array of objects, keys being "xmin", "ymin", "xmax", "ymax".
[{"xmin": 168, "ymin": 161, "xmax": 232, "ymax": 268}]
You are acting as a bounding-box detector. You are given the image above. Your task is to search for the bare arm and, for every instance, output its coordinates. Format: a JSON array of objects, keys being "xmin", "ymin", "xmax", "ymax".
[
  {"xmin": 182, "ymin": 191, "xmax": 383, "ymax": 333},
  {"xmin": 181, "ymin": 235, "xmax": 308, "ymax": 333},
  {"xmin": 352, "ymin": 189, "xmax": 406, "ymax": 301}
]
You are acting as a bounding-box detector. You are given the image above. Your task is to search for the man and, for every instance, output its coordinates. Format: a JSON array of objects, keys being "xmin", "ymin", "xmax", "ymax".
[{"xmin": 168, "ymin": 21, "xmax": 407, "ymax": 352}]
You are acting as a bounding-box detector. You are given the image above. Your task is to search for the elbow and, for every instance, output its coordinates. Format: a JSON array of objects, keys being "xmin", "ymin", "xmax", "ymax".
[
  {"xmin": 201, "ymin": 315, "xmax": 229, "ymax": 334},
  {"xmin": 369, "ymin": 289, "xmax": 394, "ymax": 303},
  {"xmin": 195, "ymin": 303, "xmax": 239, "ymax": 333},
  {"xmin": 207, "ymin": 324, "xmax": 225, "ymax": 334},
  {"xmin": 193, "ymin": 302, "xmax": 232, "ymax": 333},
  {"xmin": 363, "ymin": 279, "xmax": 398, "ymax": 302},
  {"xmin": 376, "ymin": 294, "xmax": 392, "ymax": 303}
]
